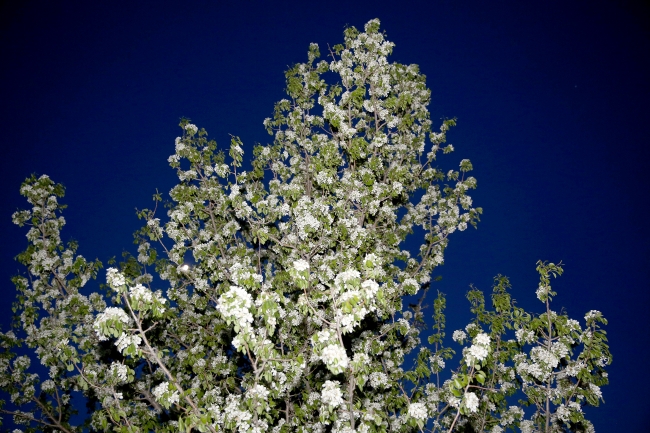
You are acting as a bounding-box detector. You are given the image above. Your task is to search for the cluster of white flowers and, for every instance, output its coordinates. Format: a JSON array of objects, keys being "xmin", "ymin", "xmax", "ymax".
[
  {"xmin": 520, "ymin": 420, "xmax": 536, "ymax": 433},
  {"xmin": 566, "ymin": 319, "xmax": 581, "ymax": 331},
  {"xmin": 115, "ymin": 332, "xmax": 142, "ymax": 354},
  {"xmin": 109, "ymin": 362, "xmax": 128, "ymax": 383},
  {"xmin": 137, "ymin": 242, "xmax": 151, "ymax": 264},
  {"xmin": 293, "ymin": 259, "xmax": 309, "ymax": 272},
  {"xmin": 452, "ymin": 330, "xmax": 466, "ymax": 343},
  {"xmin": 336, "ymin": 289, "xmax": 372, "ymax": 333},
  {"xmin": 589, "ymin": 383, "xmax": 602, "ymax": 399},
  {"xmin": 247, "ymin": 384, "xmax": 270, "ymax": 401},
  {"xmin": 30, "ymin": 248, "xmax": 58, "ymax": 271},
  {"xmin": 556, "ymin": 404, "xmax": 572, "ymax": 423},
  {"xmin": 129, "ymin": 284, "xmax": 153, "ymax": 304},
  {"xmin": 563, "ymin": 361, "xmax": 586, "ymax": 377},
  {"xmin": 464, "ymin": 332, "xmax": 491, "ymax": 365},
  {"xmin": 429, "ymin": 354, "xmax": 446, "ymax": 370},
  {"xmin": 295, "ymin": 210, "xmax": 321, "ymax": 240},
  {"xmin": 515, "ymin": 328, "xmax": 536, "ymax": 344},
  {"xmin": 535, "ymin": 283, "xmax": 550, "ymax": 300},
  {"xmin": 223, "ymin": 395, "xmax": 253, "ymax": 431},
  {"xmin": 530, "ymin": 346, "xmax": 559, "ymax": 369},
  {"xmin": 320, "ymin": 344, "xmax": 349, "ymax": 374},
  {"xmin": 106, "ymin": 267, "xmax": 126, "ymax": 289},
  {"xmin": 407, "ymin": 402, "xmax": 428, "ymax": 420},
  {"xmin": 360, "ymin": 279, "xmax": 379, "ymax": 299},
  {"xmin": 315, "ymin": 170, "xmax": 334, "ymax": 185},
  {"xmin": 334, "ymin": 269, "xmax": 360, "ymax": 291},
  {"xmin": 40, "ymin": 379, "xmax": 55, "ymax": 393},
  {"xmin": 217, "ymin": 286, "xmax": 254, "ymax": 328},
  {"xmin": 368, "ymin": 371, "xmax": 388, "ymax": 389},
  {"xmin": 462, "ymin": 392, "xmax": 479, "ymax": 413},
  {"xmin": 402, "ymin": 278, "xmax": 419, "ymax": 294},
  {"xmin": 184, "ymin": 123, "xmax": 198, "ymax": 135},
  {"xmin": 499, "ymin": 406, "xmax": 524, "ymax": 426},
  {"xmin": 585, "ymin": 310, "xmax": 602, "ymax": 321},
  {"xmin": 321, "ymin": 380, "xmax": 344, "ymax": 408},
  {"xmin": 93, "ymin": 307, "xmax": 131, "ymax": 341},
  {"xmin": 229, "ymin": 262, "xmax": 263, "ymax": 288},
  {"xmin": 515, "ymin": 359, "xmax": 545, "ymax": 382},
  {"xmin": 174, "ymin": 136, "xmax": 185, "ymax": 154},
  {"xmin": 152, "ymin": 381, "xmax": 180, "ymax": 406}
]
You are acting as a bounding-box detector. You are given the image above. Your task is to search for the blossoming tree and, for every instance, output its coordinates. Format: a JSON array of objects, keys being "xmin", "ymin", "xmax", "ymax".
[{"xmin": 1, "ymin": 19, "xmax": 610, "ymax": 433}]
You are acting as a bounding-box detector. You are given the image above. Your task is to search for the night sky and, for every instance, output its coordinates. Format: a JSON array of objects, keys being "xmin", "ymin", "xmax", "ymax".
[{"xmin": 1, "ymin": 1, "xmax": 648, "ymax": 431}]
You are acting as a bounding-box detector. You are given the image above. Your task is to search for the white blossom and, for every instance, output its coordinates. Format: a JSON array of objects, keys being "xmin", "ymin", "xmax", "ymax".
[
  {"xmin": 129, "ymin": 284, "xmax": 153, "ymax": 304},
  {"xmin": 152, "ymin": 381, "xmax": 179, "ymax": 406},
  {"xmin": 321, "ymin": 380, "xmax": 344, "ymax": 408},
  {"xmin": 369, "ymin": 372, "xmax": 388, "ymax": 389},
  {"xmin": 94, "ymin": 307, "xmax": 131, "ymax": 340},
  {"xmin": 320, "ymin": 344, "xmax": 349, "ymax": 374},
  {"xmin": 110, "ymin": 362, "xmax": 128, "ymax": 383},
  {"xmin": 463, "ymin": 392, "xmax": 479, "ymax": 413},
  {"xmin": 247, "ymin": 384, "xmax": 270, "ymax": 401},
  {"xmin": 294, "ymin": 259, "xmax": 310, "ymax": 272},
  {"xmin": 465, "ymin": 332, "xmax": 491, "ymax": 365},
  {"xmin": 452, "ymin": 330, "xmax": 466, "ymax": 342},
  {"xmin": 114, "ymin": 333, "xmax": 142, "ymax": 354},
  {"xmin": 217, "ymin": 286, "xmax": 254, "ymax": 327},
  {"xmin": 589, "ymin": 383, "xmax": 602, "ymax": 399},
  {"xmin": 106, "ymin": 268, "xmax": 126, "ymax": 289},
  {"xmin": 585, "ymin": 310, "xmax": 602, "ymax": 321},
  {"xmin": 407, "ymin": 402, "xmax": 428, "ymax": 420}
]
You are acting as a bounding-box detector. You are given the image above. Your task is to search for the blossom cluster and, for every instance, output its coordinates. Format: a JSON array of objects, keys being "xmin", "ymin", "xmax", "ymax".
[
  {"xmin": 152, "ymin": 381, "xmax": 180, "ymax": 409},
  {"xmin": 464, "ymin": 332, "xmax": 491, "ymax": 366}
]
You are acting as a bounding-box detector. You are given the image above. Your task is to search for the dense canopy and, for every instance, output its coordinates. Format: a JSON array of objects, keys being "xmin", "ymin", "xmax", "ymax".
[{"xmin": 1, "ymin": 19, "xmax": 610, "ymax": 433}]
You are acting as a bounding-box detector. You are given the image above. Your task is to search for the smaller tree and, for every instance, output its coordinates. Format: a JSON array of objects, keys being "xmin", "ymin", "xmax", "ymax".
[{"xmin": 441, "ymin": 262, "xmax": 610, "ymax": 432}]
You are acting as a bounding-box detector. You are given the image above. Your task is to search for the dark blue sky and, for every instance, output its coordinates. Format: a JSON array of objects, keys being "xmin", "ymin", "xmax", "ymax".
[{"xmin": 1, "ymin": 1, "xmax": 648, "ymax": 431}]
